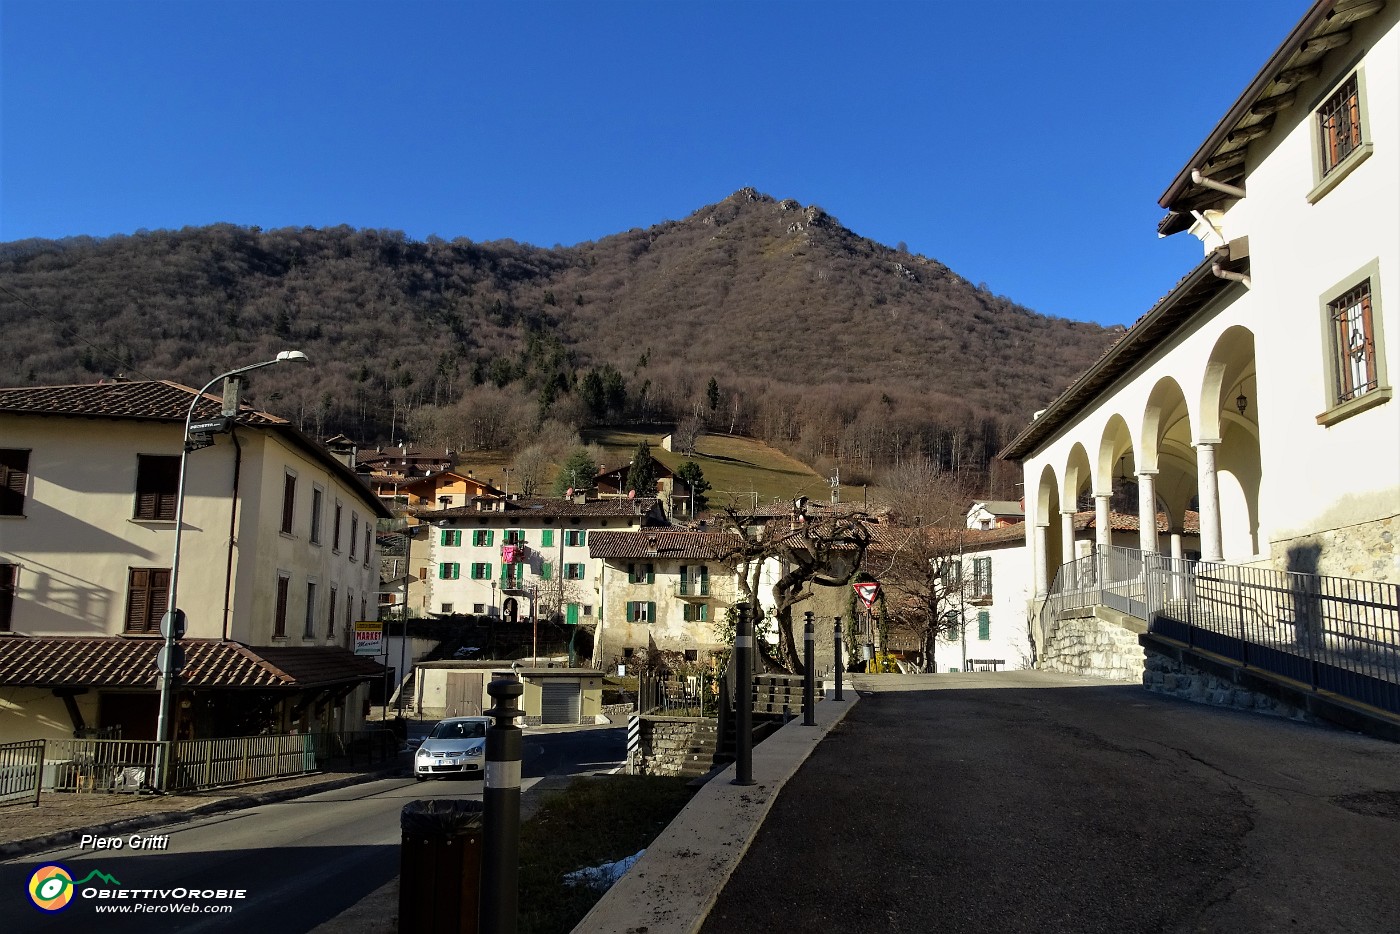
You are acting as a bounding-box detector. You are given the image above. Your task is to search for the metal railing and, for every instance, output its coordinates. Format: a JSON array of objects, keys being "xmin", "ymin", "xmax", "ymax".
[
  {"xmin": 1040, "ymin": 545, "xmax": 1400, "ymax": 713},
  {"xmin": 30, "ymin": 728, "xmax": 399, "ymax": 796},
  {"xmin": 637, "ymin": 672, "xmax": 719, "ymax": 718},
  {"xmin": 0, "ymin": 740, "xmax": 45, "ymax": 807}
]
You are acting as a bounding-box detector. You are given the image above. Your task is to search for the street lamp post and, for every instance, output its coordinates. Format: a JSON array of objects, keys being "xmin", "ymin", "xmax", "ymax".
[{"xmin": 155, "ymin": 351, "xmax": 308, "ymax": 790}]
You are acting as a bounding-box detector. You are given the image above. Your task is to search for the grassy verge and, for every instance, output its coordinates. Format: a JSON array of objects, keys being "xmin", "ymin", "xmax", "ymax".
[{"xmin": 519, "ymin": 774, "xmax": 694, "ymax": 934}]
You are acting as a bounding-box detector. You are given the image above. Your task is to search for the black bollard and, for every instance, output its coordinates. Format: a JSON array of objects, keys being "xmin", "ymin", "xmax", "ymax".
[
  {"xmin": 834, "ymin": 616, "xmax": 845, "ymax": 701},
  {"xmin": 732, "ymin": 604, "xmax": 755, "ymax": 786},
  {"xmin": 481, "ymin": 677, "xmax": 523, "ymax": 934},
  {"xmin": 803, "ymin": 612, "xmax": 816, "ymax": 726}
]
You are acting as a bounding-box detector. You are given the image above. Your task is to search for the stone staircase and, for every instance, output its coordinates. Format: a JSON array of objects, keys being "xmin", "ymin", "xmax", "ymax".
[{"xmin": 677, "ymin": 721, "xmax": 730, "ymax": 780}]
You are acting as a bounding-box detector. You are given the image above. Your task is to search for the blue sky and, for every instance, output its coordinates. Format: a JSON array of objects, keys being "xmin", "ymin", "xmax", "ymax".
[{"xmin": 2, "ymin": 0, "xmax": 1305, "ymax": 326}]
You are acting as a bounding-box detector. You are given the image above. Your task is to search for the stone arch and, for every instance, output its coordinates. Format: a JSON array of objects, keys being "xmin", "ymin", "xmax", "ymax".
[
  {"xmin": 1142, "ymin": 377, "xmax": 1196, "ymax": 530},
  {"xmin": 1096, "ymin": 414, "xmax": 1136, "ymax": 497},
  {"xmin": 1035, "ymin": 462, "xmax": 1063, "ymax": 594},
  {"xmin": 1201, "ymin": 326, "xmax": 1262, "ymax": 559},
  {"xmin": 1062, "ymin": 442, "xmax": 1093, "ymax": 513}
]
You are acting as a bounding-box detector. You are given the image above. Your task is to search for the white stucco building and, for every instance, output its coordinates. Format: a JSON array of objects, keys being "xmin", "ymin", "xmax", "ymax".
[
  {"xmin": 417, "ymin": 496, "xmax": 667, "ymax": 626},
  {"xmin": 0, "ymin": 380, "xmax": 389, "ymax": 742},
  {"xmin": 588, "ymin": 530, "xmax": 742, "ymax": 668},
  {"xmin": 1003, "ymin": 0, "xmax": 1399, "ymax": 591}
]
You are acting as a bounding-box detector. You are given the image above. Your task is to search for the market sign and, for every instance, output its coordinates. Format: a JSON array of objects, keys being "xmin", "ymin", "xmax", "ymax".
[{"xmin": 354, "ymin": 621, "xmax": 383, "ymax": 657}]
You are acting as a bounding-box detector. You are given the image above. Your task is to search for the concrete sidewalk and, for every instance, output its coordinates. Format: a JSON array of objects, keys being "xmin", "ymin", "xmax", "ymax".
[{"xmin": 571, "ymin": 683, "xmax": 862, "ymax": 934}]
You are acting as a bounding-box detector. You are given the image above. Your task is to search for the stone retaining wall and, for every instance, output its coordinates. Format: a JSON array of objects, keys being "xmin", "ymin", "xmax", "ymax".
[
  {"xmin": 601, "ymin": 703, "xmax": 633, "ymax": 722},
  {"xmin": 1039, "ymin": 613, "xmax": 1144, "ymax": 682},
  {"xmin": 1142, "ymin": 645, "xmax": 1317, "ymax": 723},
  {"xmin": 636, "ymin": 716, "xmax": 704, "ymax": 777}
]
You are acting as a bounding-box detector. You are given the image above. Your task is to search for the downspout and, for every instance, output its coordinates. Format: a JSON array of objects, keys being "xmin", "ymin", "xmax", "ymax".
[{"xmin": 222, "ymin": 429, "xmax": 243, "ymax": 643}]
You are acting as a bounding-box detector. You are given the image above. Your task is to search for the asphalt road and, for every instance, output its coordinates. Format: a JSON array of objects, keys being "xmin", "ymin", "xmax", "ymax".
[
  {"xmin": 3, "ymin": 724, "xmax": 624, "ymax": 932},
  {"xmin": 703, "ymin": 671, "xmax": 1400, "ymax": 934}
]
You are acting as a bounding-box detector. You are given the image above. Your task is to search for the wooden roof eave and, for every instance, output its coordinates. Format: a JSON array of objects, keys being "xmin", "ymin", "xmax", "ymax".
[
  {"xmin": 1158, "ymin": 0, "xmax": 1385, "ymax": 231},
  {"xmin": 998, "ymin": 250, "xmax": 1247, "ymax": 462}
]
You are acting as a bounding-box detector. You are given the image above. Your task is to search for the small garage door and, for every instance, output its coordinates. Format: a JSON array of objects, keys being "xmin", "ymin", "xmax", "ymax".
[{"xmin": 539, "ymin": 681, "xmax": 581, "ymax": 724}]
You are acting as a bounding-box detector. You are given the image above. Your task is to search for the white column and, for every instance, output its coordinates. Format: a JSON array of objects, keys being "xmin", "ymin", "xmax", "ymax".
[
  {"xmin": 1060, "ymin": 510, "xmax": 1076, "ymax": 570},
  {"xmin": 1170, "ymin": 531, "xmax": 1184, "ymax": 561},
  {"xmin": 1137, "ymin": 470, "xmax": 1159, "ymax": 554},
  {"xmin": 1094, "ymin": 493, "xmax": 1112, "ymax": 550},
  {"xmin": 1194, "ymin": 439, "xmax": 1224, "ymax": 562},
  {"xmin": 1034, "ymin": 523, "xmax": 1050, "ymax": 595}
]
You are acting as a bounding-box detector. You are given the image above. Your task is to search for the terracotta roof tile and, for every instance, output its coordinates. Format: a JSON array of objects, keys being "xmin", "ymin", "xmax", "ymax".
[
  {"xmin": 0, "ymin": 380, "xmax": 286, "ymax": 426},
  {"xmin": 0, "ymin": 638, "xmax": 383, "ymax": 689},
  {"xmin": 588, "ymin": 530, "xmax": 744, "ymax": 560},
  {"xmin": 424, "ymin": 497, "xmax": 662, "ymax": 521}
]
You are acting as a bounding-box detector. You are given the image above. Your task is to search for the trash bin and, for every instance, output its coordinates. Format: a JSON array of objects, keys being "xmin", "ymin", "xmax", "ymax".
[{"xmin": 399, "ymin": 799, "xmax": 484, "ymax": 934}]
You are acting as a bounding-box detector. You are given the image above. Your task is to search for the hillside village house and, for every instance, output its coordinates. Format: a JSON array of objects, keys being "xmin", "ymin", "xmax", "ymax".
[
  {"xmin": 594, "ymin": 461, "xmax": 695, "ymax": 518},
  {"xmin": 416, "ymin": 496, "xmax": 666, "ymax": 625},
  {"xmin": 390, "ymin": 470, "xmax": 504, "ymax": 514},
  {"xmin": 0, "ymin": 381, "xmax": 389, "ymax": 743},
  {"xmin": 966, "ymin": 500, "xmax": 1025, "ymax": 530},
  {"xmin": 1004, "ymin": 0, "xmax": 1399, "ymax": 593},
  {"xmin": 589, "ymin": 530, "xmax": 742, "ymax": 667}
]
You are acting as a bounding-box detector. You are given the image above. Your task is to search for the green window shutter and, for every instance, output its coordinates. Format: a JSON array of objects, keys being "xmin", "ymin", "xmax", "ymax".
[
  {"xmin": 698, "ymin": 604, "xmax": 707, "ymax": 622},
  {"xmin": 579, "ymin": 530, "xmax": 587, "ymax": 545},
  {"xmin": 566, "ymin": 603, "xmax": 579, "ymax": 625},
  {"xmin": 485, "ymin": 564, "xmax": 492, "ymax": 580},
  {"xmin": 541, "ymin": 562, "xmax": 553, "ymax": 581},
  {"xmin": 648, "ymin": 601, "xmax": 656, "ymax": 621},
  {"xmin": 441, "ymin": 530, "xmax": 449, "ymax": 546},
  {"xmin": 501, "ymin": 563, "xmax": 507, "ymax": 582},
  {"xmin": 978, "ymin": 611, "xmax": 990, "ymax": 640},
  {"xmin": 486, "ymin": 530, "xmax": 494, "ymax": 546},
  {"xmin": 627, "ymin": 562, "xmax": 636, "ymax": 583},
  {"xmin": 700, "ymin": 565, "xmax": 709, "ymax": 595},
  {"xmin": 626, "ymin": 602, "xmax": 635, "ymax": 622},
  {"xmin": 679, "ymin": 566, "xmax": 688, "ymax": 596},
  {"xmin": 542, "ymin": 529, "xmax": 554, "ymax": 547},
  {"xmin": 646, "ymin": 564, "xmax": 655, "ymax": 584}
]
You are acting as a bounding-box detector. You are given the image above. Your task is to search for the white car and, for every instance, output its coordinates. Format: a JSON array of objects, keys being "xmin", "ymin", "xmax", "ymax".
[{"xmin": 414, "ymin": 716, "xmax": 490, "ymax": 781}]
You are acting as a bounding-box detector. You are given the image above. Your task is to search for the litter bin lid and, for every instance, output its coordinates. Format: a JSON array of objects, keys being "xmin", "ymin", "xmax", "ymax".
[{"xmin": 401, "ymin": 799, "xmax": 484, "ymax": 835}]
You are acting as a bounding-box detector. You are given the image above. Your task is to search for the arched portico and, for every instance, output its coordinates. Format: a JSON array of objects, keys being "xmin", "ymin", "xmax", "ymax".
[
  {"xmin": 1143, "ymin": 378, "xmax": 1196, "ymax": 561},
  {"xmin": 1034, "ymin": 463, "xmax": 1063, "ymax": 595},
  {"xmin": 1200, "ymin": 326, "xmax": 1262, "ymax": 560}
]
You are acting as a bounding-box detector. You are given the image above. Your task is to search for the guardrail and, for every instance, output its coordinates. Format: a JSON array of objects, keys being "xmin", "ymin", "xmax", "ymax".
[
  {"xmin": 1040, "ymin": 545, "xmax": 1400, "ymax": 714},
  {"xmin": 12, "ymin": 728, "xmax": 400, "ymax": 799}
]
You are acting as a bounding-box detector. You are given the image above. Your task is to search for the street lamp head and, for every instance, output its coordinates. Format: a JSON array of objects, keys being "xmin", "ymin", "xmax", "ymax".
[{"xmin": 276, "ymin": 350, "xmax": 310, "ymax": 364}]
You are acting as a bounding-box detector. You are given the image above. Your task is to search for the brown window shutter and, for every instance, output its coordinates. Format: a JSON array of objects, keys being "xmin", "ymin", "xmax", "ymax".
[
  {"xmin": 0, "ymin": 564, "xmax": 16, "ymax": 631},
  {"xmin": 275, "ymin": 576, "xmax": 290, "ymax": 637},
  {"xmin": 0, "ymin": 449, "xmax": 29, "ymax": 516},
  {"xmin": 281, "ymin": 475, "xmax": 296, "ymax": 533}
]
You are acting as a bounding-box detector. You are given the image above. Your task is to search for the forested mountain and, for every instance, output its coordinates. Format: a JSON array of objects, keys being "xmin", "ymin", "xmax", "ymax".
[{"xmin": 0, "ymin": 188, "xmax": 1119, "ymax": 494}]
